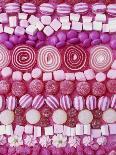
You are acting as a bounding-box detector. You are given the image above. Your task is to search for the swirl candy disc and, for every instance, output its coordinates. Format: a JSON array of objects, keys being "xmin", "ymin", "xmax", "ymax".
[
  {"xmin": 37, "ymin": 45, "xmax": 61, "ymax": 72},
  {"xmin": 90, "ymin": 45, "xmax": 113, "ymax": 72},
  {"xmin": 0, "ymin": 45, "xmax": 11, "ymax": 70},
  {"xmin": 11, "ymin": 45, "xmax": 36, "ymax": 71},
  {"xmin": 63, "ymin": 45, "xmax": 87, "ymax": 71}
]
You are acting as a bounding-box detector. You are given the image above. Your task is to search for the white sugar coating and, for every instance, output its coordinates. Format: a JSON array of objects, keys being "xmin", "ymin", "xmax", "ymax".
[
  {"xmin": 12, "ymin": 71, "xmax": 23, "ymax": 81},
  {"xmin": 1, "ymin": 67, "xmax": 12, "ymax": 78},
  {"xmin": 107, "ymin": 69, "xmax": 116, "ymax": 79},
  {"xmin": 26, "ymin": 109, "xmax": 41, "ymax": 124},
  {"xmin": 0, "ymin": 110, "xmax": 14, "ymax": 125},
  {"xmin": 52, "ymin": 109, "xmax": 67, "ymax": 125},
  {"xmin": 111, "ymin": 60, "xmax": 116, "ymax": 70},
  {"xmin": 96, "ymin": 72, "xmax": 106, "ymax": 82},
  {"xmin": 31, "ymin": 68, "xmax": 42, "ymax": 79},
  {"xmin": 78, "ymin": 109, "xmax": 93, "ymax": 124},
  {"xmin": 102, "ymin": 108, "xmax": 116, "ymax": 123},
  {"xmin": 23, "ymin": 72, "xmax": 32, "ymax": 81}
]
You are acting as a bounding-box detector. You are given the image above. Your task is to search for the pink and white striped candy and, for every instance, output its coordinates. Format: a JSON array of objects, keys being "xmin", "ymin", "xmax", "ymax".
[
  {"xmin": 5, "ymin": 3, "xmax": 20, "ymax": 13},
  {"xmin": 60, "ymin": 95, "xmax": 72, "ymax": 110},
  {"xmin": 19, "ymin": 94, "xmax": 33, "ymax": 108},
  {"xmin": 39, "ymin": 3, "xmax": 55, "ymax": 15},
  {"xmin": 98, "ymin": 96, "xmax": 110, "ymax": 111},
  {"xmin": 92, "ymin": 3, "xmax": 106, "ymax": 14},
  {"xmin": 6, "ymin": 96, "xmax": 17, "ymax": 110},
  {"xmin": 74, "ymin": 3, "xmax": 89, "ymax": 14},
  {"xmin": 86, "ymin": 95, "xmax": 97, "ymax": 110},
  {"xmin": 111, "ymin": 94, "xmax": 116, "ymax": 110},
  {"xmin": 22, "ymin": 3, "xmax": 36, "ymax": 14},
  {"xmin": 45, "ymin": 95, "xmax": 59, "ymax": 110},
  {"xmin": 73, "ymin": 96, "xmax": 85, "ymax": 111},
  {"xmin": 32, "ymin": 95, "xmax": 45, "ymax": 109},
  {"xmin": 107, "ymin": 4, "xmax": 116, "ymax": 16},
  {"xmin": 57, "ymin": 3, "xmax": 71, "ymax": 15}
]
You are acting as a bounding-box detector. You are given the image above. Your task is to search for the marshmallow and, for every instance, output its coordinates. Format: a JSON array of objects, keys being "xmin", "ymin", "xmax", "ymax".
[
  {"xmin": 0, "ymin": 125, "xmax": 6, "ymax": 135},
  {"xmin": 65, "ymin": 73, "xmax": 75, "ymax": 81},
  {"xmin": 84, "ymin": 124, "xmax": 91, "ymax": 135},
  {"xmin": 93, "ymin": 21, "xmax": 102, "ymax": 31},
  {"xmin": 60, "ymin": 16, "xmax": 69, "ymax": 23},
  {"xmin": 61, "ymin": 22, "xmax": 71, "ymax": 30},
  {"xmin": 70, "ymin": 13, "xmax": 80, "ymax": 21},
  {"xmin": 111, "ymin": 60, "xmax": 116, "ymax": 70},
  {"xmin": 45, "ymin": 126, "xmax": 54, "ymax": 136},
  {"xmin": 96, "ymin": 72, "xmax": 106, "ymax": 82},
  {"xmin": 72, "ymin": 21, "xmax": 82, "ymax": 31},
  {"xmin": 9, "ymin": 16, "xmax": 17, "ymax": 27},
  {"xmin": 84, "ymin": 69, "xmax": 95, "ymax": 80},
  {"xmin": 50, "ymin": 19, "xmax": 61, "ymax": 31},
  {"xmin": 4, "ymin": 26, "xmax": 14, "ymax": 35},
  {"xmin": 43, "ymin": 72, "xmax": 52, "ymax": 81},
  {"xmin": 20, "ymin": 20, "xmax": 29, "ymax": 28},
  {"xmin": 12, "ymin": 71, "xmax": 23, "ymax": 81},
  {"xmin": 0, "ymin": 13, "xmax": 8, "ymax": 23},
  {"xmin": 75, "ymin": 72, "xmax": 86, "ymax": 81},
  {"xmin": 14, "ymin": 125, "xmax": 24, "ymax": 136},
  {"xmin": 15, "ymin": 26, "xmax": 25, "ymax": 36},
  {"xmin": 25, "ymin": 125, "xmax": 33, "ymax": 134},
  {"xmin": 70, "ymin": 128, "xmax": 76, "ymax": 136},
  {"xmin": 31, "ymin": 68, "xmax": 42, "ymax": 79},
  {"xmin": 53, "ymin": 70, "xmax": 65, "ymax": 81},
  {"xmin": 23, "ymin": 73, "xmax": 32, "ymax": 82},
  {"xmin": 76, "ymin": 124, "xmax": 84, "ymax": 135},
  {"xmin": 43, "ymin": 26, "xmax": 54, "ymax": 36},
  {"xmin": 35, "ymin": 20, "xmax": 44, "ymax": 31},
  {"xmin": 109, "ymin": 124, "xmax": 116, "ymax": 135},
  {"xmin": 18, "ymin": 13, "xmax": 28, "ymax": 20},
  {"xmin": 108, "ymin": 20, "xmax": 116, "ymax": 32},
  {"xmin": 54, "ymin": 124, "xmax": 64, "ymax": 134},
  {"xmin": 107, "ymin": 69, "xmax": 116, "ymax": 79},
  {"xmin": 26, "ymin": 25, "xmax": 38, "ymax": 36},
  {"xmin": 63, "ymin": 125, "xmax": 71, "ymax": 136},
  {"xmin": 1, "ymin": 67, "xmax": 12, "ymax": 78},
  {"xmin": 41, "ymin": 16, "xmax": 51, "ymax": 25},
  {"xmin": 82, "ymin": 16, "xmax": 93, "ymax": 23},
  {"xmin": 83, "ymin": 22, "xmax": 93, "ymax": 31},
  {"xmin": 101, "ymin": 125, "xmax": 109, "ymax": 136},
  {"xmin": 95, "ymin": 14, "xmax": 106, "ymax": 23},
  {"xmin": 102, "ymin": 24, "xmax": 110, "ymax": 32},
  {"xmin": 28, "ymin": 15, "xmax": 40, "ymax": 26},
  {"xmin": 0, "ymin": 24, "xmax": 3, "ymax": 33},
  {"xmin": 91, "ymin": 129, "xmax": 101, "ymax": 138},
  {"xmin": 34, "ymin": 126, "xmax": 41, "ymax": 137},
  {"xmin": 5, "ymin": 125, "xmax": 13, "ymax": 135}
]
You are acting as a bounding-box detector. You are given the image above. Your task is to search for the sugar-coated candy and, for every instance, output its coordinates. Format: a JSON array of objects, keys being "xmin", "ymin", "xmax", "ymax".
[
  {"xmin": 89, "ymin": 31, "xmax": 100, "ymax": 40},
  {"xmin": 31, "ymin": 68, "xmax": 42, "ymax": 79},
  {"xmin": 26, "ymin": 40, "xmax": 35, "ymax": 47},
  {"xmin": 60, "ymin": 95, "xmax": 72, "ymax": 110},
  {"xmin": 5, "ymin": 3, "xmax": 20, "ymax": 13},
  {"xmin": 23, "ymin": 73, "xmax": 32, "ymax": 82},
  {"xmin": 91, "ymin": 39, "xmax": 101, "ymax": 46},
  {"xmin": 92, "ymin": 82, "xmax": 106, "ymax": 97},
  {"xmin": 29, "ymin": 79, "xmax": 44, "ymax": 96},
  {"xmin": 1, "ymin": 67, "xmax": 12, "ymax": 78},
  {"xmin": 73, "ymin": 96, "xmax": 85, "ymax": 111},
  {"xmin": 102, "ymin": 108, "xmax": 116, "ymax": 123},
  {"xmin": 66, "ymin": 118, "xmax": 77, "ymax": 127},
  {"xmin": 0, "ymin": 80, "xmax": 10, "ymax": 95},
  {"xmin": 12, "ymin": 81, "xmax": 26, "ymax": 97},
  {"xmin": 45, "ymin": 80, "xmax": 59, "ymax": 95},
  {"xmin": 92, "ymin": 109, "xmax": 102, "ymax": 119},
  {"xmin": 12, "ymin": 71, "xmax": 23, "ymax": 81},
  {"xmin": 37, "ymin": 31, "xmax": 46, "ymax": 41},
  {"xmin": 95, "ymin": 72, "xmax": 106, "ymax": 82},
  {"xmin": 53, "ymin": 70, "xmax": 65, "ymax": 81},
  {"xmin": 74, "ymin": 3, "xmax": 88, "ymax": 14},
  {"xmin": 32, "ymin": 95, "xmax": 45, "ymax": 109},
  {"xmin": 107, "ymin": 80, "xmax": 116, "ymax": 94},
  {"xmin": 43, "ymin": 72, "xmax": 52, "ymax": 81},
  {"xmin": 48, "ymin": 36, "xmax": 59, "ymax": 46},
  {"xmin": 41, "ymin": 107, "xmax": 52, "ymax": 118},
  {"xmin": 76, "ymin": 82, "xmax": 91, "ymax": 96},
  {"xmin": 111, "ymin": 94, "xmax": 116, "ymax": 110},
  {"xmin": 111, "ymin": 60, "xmax": 116, "ymax": 70},
  {"xmin": 67, "ymin": 30, "xmax": 77, "ymax": 40},
  {"xmin": 57, "ymin": 3, "xmax": 71, "ymax": 15},
  {"xmin": 78, "ymin": 109, "xmax": 93, "ymax": 124},
  {"xmin": 9, "ymin": 35, "xmax": 19, "ymax": 45},
  {"xmin": 107, "ymin": 69, "xmax": 116, "ymax": 79},
  {"xmin": 84, "ymin": 69, "xmax": 95, "ymax": 81},
  {"xmin": 65, "ymin": 73, "xmax": 75, "ymax": 81},
  {"xmin": 78, "ymin": 32, "xmax": 89, "ymax": 42},
  {"xmin": 26, "ymin": 109, "xmax": 41, "ymax": 125},
  {"xmin": 100, "ymin": 33, "xmax": 110, "ymax": 44},
  {"xmin": 60, "ymin": 80, "xmax": 75, "ymax": 95},
  {"xmin": 83, "ymin": 39, "xmax": 91, "ymax": 48},
  {"xmin": 6, "ymin": 96, "xmax": 17, "ymax": 111},
  {"xmin": 91, "ymin": 119, "xmax": 101, "ymax": 129},
  {"xmin": 39, "ymin": 3, "xmax": 54, "ymax": 15},
  {"xmin": 75, "ymin": 72, "xmax": 86, "ymax": 81},
  {"xmin": 67, "ymin": 108, "xmax": 77, "ymax": 118},
  {"xmin": 19, "ymin": 94, "xmax": 33, "ymax": 108},
  {"xmin": 4, "ymin": 41, "xmax": 14, "ymax": 50},
  {"xmin": 0, "ymin": 110, "xmax": 14, "ymax": 125},
  {"xmin": 57, "ymin": 31, "xmax": 67, "ymax": 42},
  {"xmin": 98, "ymin": 96, "xmax": 110, "ymax": 111},
  {"xmin": 107, "ymin": 4, "xmax": 116, "ymax": 16},
  {"xmin": 67, "ymin": 38, "xmax": 80, "ymax": 44},
  {"xmin": 45, "ymin": 95, "xmax": 59, "ymax": 110},
  {"xmin": 56, "ymin": 42, "xmax": 66, "ymax": 48},
  {"xmin": 86, "ymin": 95, "xmax": 97, "ymax": 110},
  {"xmin": 92, "ymin": 3, "xmax": 106, "ymax": 14},
  {"xmin": 22, "ymin": 3, "xmax": 36, "ymax": 14},
  {"xmin": 52, "ymin": 109, "xmax": 67, "ymax": 124}
]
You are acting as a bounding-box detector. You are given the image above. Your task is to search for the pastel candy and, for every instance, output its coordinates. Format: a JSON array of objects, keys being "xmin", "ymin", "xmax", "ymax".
[
  {"xmin": 0, "ymin": 110, "xmax": 14, "ymax": 125},
  {"xmin": 39, "ymin": 3, "xmax": 54, "ymax": 15},
  {"xmin": 57, "ymin": 3, "xmax": 71, "ymax": 15},
  {"xmin": 86, "ymin": 95, "xmax": 97, "ymax": 110},
  {"xmin": 5, "ymin": 3, "xmax": 20, "ymax": 13},
  {"xmin": 107, "ymin": 4, "xmax": 116, "ymax": 16},
  {"xmin": 111, "ymin": 94, "xmax": 116, "ymax": 110},
  {"xmin": 32, "ymin": 95, "xmax": 45, "ymax": 110},
  {"xmin": 19, "ymin": 94, "xmax": 33, "ymax": 108},
  {"xmin": 92, "ymin": 3, "xmax": 106, "ymax": 14},
  {"xmin": 22, "ymin": 3, "xmax": 36, "ymax": 14},
  {"xmin": 6, "ymin": 96, "xmax": 17, "ymax": 111},
  {"xmin": 74, "ymin": 3, "xmax": 89, "ymax": 14},
  {"xmin": 102, "ymin": 108, "xmax": 116, "ymax": 123},
  {"xmin": 73, "ymin": 96, "xmax": 85, "ymax": 111},
  {"xmin": 98, "ymin": 96, "xmax": 110, "ymax": 111},
  {"xmin": 45, "ymin": 95, "xmax": 59, "ymax": 110},
  {"xmin": 60, "ymin": 95, "xmax": 72, "ymax": 110}
]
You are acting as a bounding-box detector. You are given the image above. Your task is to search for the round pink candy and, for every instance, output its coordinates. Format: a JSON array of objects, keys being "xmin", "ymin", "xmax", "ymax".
[
  {"xmin": 98, "ymin": 96, "xmax": 110, "ymax": 111},
  {"xmin": 60, "ymin": 95, "xmax": 72, "ymax": 110}
]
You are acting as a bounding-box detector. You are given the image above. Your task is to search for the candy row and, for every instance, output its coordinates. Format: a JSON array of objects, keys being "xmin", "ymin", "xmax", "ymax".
[{"xmin": 1, "ymin": 3, "xmax": 116, "ymax": 16}]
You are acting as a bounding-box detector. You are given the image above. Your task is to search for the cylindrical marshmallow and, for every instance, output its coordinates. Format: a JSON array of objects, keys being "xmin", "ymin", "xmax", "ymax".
[
  {"xmin": 53, "ymin": 70, "xmax": 65, "ymax": 81},
  {"xmin": 60, "ymin": 95, "xmax": 72, "ymax": 110},
  {"xmin": 6, "ymin": 96, "xmax": 17, "ymax": 110},
  {"xmin": 98, "ymin": 96, "xmax": 110, "ymax": 111},
  {"xmin": 23, "ymin": 72, "xmax": 32, "ymax": 82},
  {"xmin": 86, "ymin": 95, "xmax": 97, "ymax": 110},
  {"xmin": 19, "ymin": 94, "xmax": 33, "ymax": 108},
  {"xmin": 76, "ymin": 124, "xmax": 84, "ymax": 135},
  {"xmin": 45, "ymin": 95, "xmax": 59, "ymax": 110},
  {"xmin": 73, "ymin": 96, "xmax": 85, "ymax": 110},
  {"xmin": 32, "ymin": 95, "xmax": 45, "ymax": 109},
  {"xmin": 96, "ymin": 72, "xmax": 106, "ymax": 82},
  {"xmin": 1, "ymin": 67, "xmax": 12, "ymax": 78},
  {"xmin": 65, "ymin": 73, "xmax": 75, "ymax": 81}
]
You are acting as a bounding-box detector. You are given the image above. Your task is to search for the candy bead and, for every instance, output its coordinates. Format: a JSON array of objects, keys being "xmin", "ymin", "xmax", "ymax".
[
  {"xmin": 0, "ymin": 80, "xmax": 10, "ymax": 95},
  {"xmin": 110, "ymin": 40, "xmax": 116, "ymax": 50},
  {"xmin": 45, "ymin": 95, "xmax": 59, "ymax": 110},
  {"xmin": 92, "ymin": 82, "xmax": 106, "ymax": 97},
  {"xmin": 91, "ymin": 39, "xmax": 101, "ymax": 46},
  {"xmin": 73, "ymin": 96, "xmax": 85, "ymax": 111},
  {"xmin": 4, "ymin": 41, "xmax": 14, "ymax": 50},
  {"xmin": 111, "ymin": 94, "xmax": 116, "ymax": 110},
  {"xmin": 86, "ymin": 95, "xmax": 97, "ymax": 110},
  {"xmin": 19, "ymin": 94, "xmax": 33, "ymax": 108},
  {"xmin": 56, "ymin": 42, "xmax": 66, "ymax": 48},
  {"xmin": 76, "ymin": 82, "xmax": 91, "ymax": 96},
  {"xmin": 32, "ymin": 95, "xmax": 45, "ymax": 109},
  {"xmin": 37, "ymin": 32, "xmax": 46, "ymax": 41},
  {"xmin": 106, "ymin": 80, "xmax": 116, "ymax": 94},
  {"xmin": 48, "ymin": 36, "xmax": 59, "ymax": 46},
  {"xmin": 9, "ymin": 35, "xmax": 19, "ymax": 45},
  {"xmin": 60, "ymin": 95, "xmax": 72, "ymax": 110},
  {"xmin": 6, "ymin": 96, "xmax": 17, "ymax": 111},
  {"xmin": 1, "ymin": 67, "xmax": 12, "ymax": 78},
  {"xmin": 67, "ymin": 38, "xmax": 80, "ymax": 44},
  {"xmin": 57, "ymin": 31, "xmax": 67, "ymax": 42},
  {"xmin": 0, "ymin": 33, "xmax": 9, "ymax": 43},
  {"xmin": 83, "ymin": 39, "xmax": 91, "ymax": 48},
  {"xmin": 0, "ymin": 110, "xmax": 14, "ymax": 125},
  {"xmin": 102, "ymin": 108, "xmax": 116, "ymax": 123},
  {"xmin": 45, "ymin": 80, "xmax": 59, "ymax": 95}
]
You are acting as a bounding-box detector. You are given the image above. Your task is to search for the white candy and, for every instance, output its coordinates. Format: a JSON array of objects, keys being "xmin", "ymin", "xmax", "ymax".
[
  {"xmin": 60, "ymin": 16, "xmax": 69, "ymax": 23},
  {"xmin": 76, "ymin": 124, "xmax": 84, "ymax": 135},
  {"xmin": 20, "ymin": 20, "xmax": 29, "ymax": 28},
  {"xmin": 34, "ymin": 126, "xmax": 41, "ymax": 137},
  {"xmin": 63, "ymin": 125, "xmax": 71, "ymax": 136},
  {"xmin": 102, "ymin": 108, "xmax": 116, "ymax": 123},
  {"xmin": 75, "ymin": 72, "xmax": 86, "ymax": 81},
  {"xmin": 9, "ymin": 16, "xmax": 17, "ymax": 27},
  {"xmin": 23, "ymin": 72, "xmax": 32, "ymax": 82},
  {"xmin": 84, "ymin": 69, "xmax": 95, "ymax": 80},
  {"xmin": 25, "ymin": 125, "xmax": 33, "ymax": 134},
  {"xmin": 107, "ymin": 69, "xmax": 116, "ymax": 79},
  {"xmin": 14, "ymin": 125, "xmax": 24, "ymax": 136},
  {"xmin": 26, "ymin": 25, "xmax": 38, "ymax": 36},
  {"xmin": 65, "ymin": 73, "xmax": 75, "ymax": 81},
  {"xmin": 18, "ymin": 13, "xmax": 28, "ymax": 20},
  {"xmin": 93, "ymin": 21, "xmax": 102, "ymax": 31},
  {"xmin": 71, "ymin": 21, "xmax": 83, "ymax": 31},
  {"xmin": 43, "ymin": 26, "xmax": 54, "ymax": 36},
  {"xmin": 15, "ymin": 26, "xmax": 25, "ymax": 36},
  {"xmin": 0, "ymin": 125, "xmax": 6, "ymax": 135},
  {"xmin": 53, "ymin": 70, "xmax": 65, "ymax": 81},
  {"xmin": 61, "ymin": 22, "xmax": 71, "ymax": 30},
  {"xmin": 4, "ymin": 26, "xmax": 14, "ymax": 35},
  {"xmin": 41, "ymin": 16, "xmax": 51, "ymax": 25},
  {"xmin": 50, "ymin": 19, "xmax": 61, "ymax": 31},
  {"xmin": 0, "ymin": 24, "xmax": 3, "ymax": 33},
  {"xmin": 12, "ymin": 71, "xmax": 23, "ymax": 81},
  {"xmin": 45, "ymin": 126, "xmax": 53, "ymax": 136},
  {"xmin": 31, "ymin": 68, "xmax": 42, "ymax": 79},
  {"xmin": 96, "ymin": 72, "xmax": 106, "ymax": 82},
  {"xmin": 54, "ymin": 124, "xmax": 64, "ymax": 134},
  {"xmin": 95, "ymin": 14, "xmax": 106, "ymax": 23},
  {"xmin": 84, "ymin": 124, "xmax": 91, "ymax": 135},
  {"xmin": 111, "ymin": 60, "xmax": 116, "ymax": 70},
  {"xmin": 0, "ymin": 110, "xmax": 14, "ymax": 125},
  {"xmin": 1, "ymin": 67, "xmax": 12, "ymax": 78},
  {"xmin": 70, "ymin": 13, "xmax": 80, "ymax": 22},
  {"xmin": 5, "ymin": 125, "xmax": 13, "ymax": 135},
  {"xmin": 0, "ymin": 13, "xmax": 8, "ymax": 23},
  {"xmin": 82, "ymin": 16, "xmax": 93, "ymax": 23},
  {"xmin": 36, "ymin": 20, "xmax": 44, "ymax": 31},
  {"xmin": 101, "ymin": 125, "xmax": 109, "ymax": 136},
  {"xmin": 28, "ymin": 15, "xmax": 39, "ymax": 26},
  {"xmin": 108, "ymin": 20, "xmax": 116, "ymax": 32},
  {"xmin": 102, "ymin": 24, "xmax": 110, "ymax": 32},
  {"xmin": 83, "ymin": 22, "xmax": 93, "ymax": 31},
  {"xmin": 43, "ymin": 72, "xmax": 52, "ymax": 81}
]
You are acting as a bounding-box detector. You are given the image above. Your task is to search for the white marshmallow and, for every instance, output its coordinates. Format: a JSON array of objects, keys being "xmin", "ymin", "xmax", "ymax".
[
  {"xmin": 28, "ymin": 15, "xmax": 40, "ymax": 26},
  {"xmin": 84, "ymin": 124, "xmax": 91, "ymax": 135},
  {"xmin": 75, "ymin": 72, "xmax": 86, "ymax": 81},
  {"xmin": 93, "ymin": 21, "xmax": 102, "ymax": 31},
  {"xmin": 0, "ymin": 125, "xmax": 6, "ymax": 135},
  {"xmin": 109, "ymin": 124, "xmax": 116, "ymax": 135},
  {"xmin": 26, "ymin": 25, "xmax": 38, "ymax": 36},
  {"xmin": 107, "ymin": 69, "xmax": 116, "ymax": 79},
  {"xmin": 23, "ymin": 73, "xmax": 32, "ymax": 82},
  {"xmin": 18, "ymin": 13, "xmax": 28, "ymax": 20},
  {"xmin": 25, "ymin": 125, "xmax": 33, "ymax": 134},
  {"xmin": 63, "ymin": 125, "xmax": 71, "ymax": 136},
  {"xmin": 70, "ymin": 128, "xmax": 76, "ymax": 136},
  {"xmin": 20, "ymin": 20, "xmax": 29, "ymax": 28},
  {"xmin": 34, "ymin": 126, "xmax": 41, "ymax": 137},
  {"xmin": 72, "ymin": 21, "xmax": 82, "ymax": 31},
  {"xmin": 101, "ymin": 125, "xmax": 109, "ymax": 136},
  {"xmin": 50, "ymin": 19, "xmax": 61, "ymax": 31},
  {"xmin": 0, "ymin": 24, "xmax": 3, "ymax": 33},
  {"xmin": 31, "ymin": 68, "xmax": 42, "ymax": 79},
  {"xmin": 53, "ymin": 70, "xmax": 65, "ymax": 81},
  {"xmin": 41, "ymin": 16, "xmax": 51, "ymax": 25},
  {"xmin": 82, "ymin": 16, "xmax": 93, "ymax": 23},
  {"xmin": 54, "ymin": 124, "xmax": 64, "ymax": 134},
  {"xmin": 61, "ymin": 22, "xmax": 71, "ymax": 30},
  {"xmin": 91, "ymin": 129, "xmax": 101, "ymax": 138},
  {"xmin": 84, "ymin": 69, "xmax": 95, "ymax": 80},
  {"xmin": 65, "ymin": 73, "xmax": 75, "ymax": 81},
  {"xmin": 1, "ymin": 67, "xmax": 12, "ymax": 78},
  {"xmin": 83, "ymin": 22, "xmax": 93, "ymax": 31},
  {"xmin": 9, "ymin": 16, "xmax": 17, "ymax": 27},
  {"xmin": 14, "ymin": 125, "xmax": 24, "ymax": 136},
  {"xmin": 60, "ymin": 16, "xmax": 69, "ymax": 23},
  {"xmin": 15, "ymin": 26, "xmax": 25, "ymax": 36},
  {"xmin": 111, "ymin": 60, "xmax": 116, "ymax": 70},
  {"xmin": 95, "ymin": 14, "xmax": 106, "ymax": 23},
  {"xmin": 108, "ymin": 20, "xmax": 116, "ymax": 32},
  {"xmin": 12, "ymin": 71, "xmax": 23, "ymax": 81},
  {"xmin": 70, "ymin": 13, "xmax": 80, "ymax": 22},
  {"xmin": 45, "ymin": 126, "xmax": 54, "ymax": 136},
  {"xmin": 76, "ymin": 124, "xmax": 84, "ymax": 135},
  {"xmin": 43, "ymin": 72, "xmax": 52, "ymax": 81},
  {"xmin": 36, "ymin": 20, "xmax": 44, "ymax": 31},
  {"xmin": 96, "ymin": 72, "xmax": 106, "ymax": 82},
  {"xmin": 43, "ymin": 26, "xmax": 54, "ymax": 36},
  {"xmin": 4, "ymin": 26, "xmax": 14, "ymax": 35},
  {"xmin": 102, "ymin": 24, "xmax": 109, "ymax": 32},
  {"xmin": 5, "ymin": 125, "xmax": 13, "ymax": 135},
  {"xmin": 0, "ymin": 13, "xmax": 8, "ymax": 23}
]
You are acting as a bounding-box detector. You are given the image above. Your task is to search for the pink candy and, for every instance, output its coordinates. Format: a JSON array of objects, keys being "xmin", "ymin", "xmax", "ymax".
[
  {"xmin": 22, "ymin": 3, "xmax": 36, "ymax": 14},
  {"xmin": 98, "ymin": 96, "xmax": 110, "ymax": 111},
  {"xmin": 86, "ymin": 95, "xmax": 97, "ymax": 110},
  {"xmin": 57, "ymin": 3, "xmax": 71, "ymax": 15},
  {"xmin": 6, "ymin": 96, "xmax": 17, "ymax": 110},
  {"xmin": 92, "ymin": 3, "xmax": 106, "ymax": 14},
  {"xmin": 45, "ymin": 95, "xmax": 59, "ymax": 110},
  {"xmin": 111, "ymin": 94, "xmax": 116, "ymax": 110},
  {"xmin": 32, "ymin": 95, "xmax": 45, "ymax": 109},
  {"xmin": 73, "ymin": 96, "xmax": 85, "ymax": 111},
  {"xmin": 74, "ymin": 3, "xmax": 88, "ymax": 14},
  {"xmin": 19, "ymin": 94, "xmax": 33, "ymax": 108},
  {"xmin": 60, "ymin": 95, "xmax": 72, "ymax": 110}
]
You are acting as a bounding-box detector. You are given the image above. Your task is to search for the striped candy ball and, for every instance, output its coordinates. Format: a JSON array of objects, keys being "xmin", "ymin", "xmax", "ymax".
[
  {"xmin": 86, "ymin": 95, "xmax": 97, "ymax": 110},
  {"xmin": 107, "ymin": 4, "xmax": 116, "ymax": 16},
  {"xmin": 98, "ymin": 96, "xmax": 110, "ymax": 111},
  {"xmin": 32, "ymin": 95, "xmax": 45, "ymax": 109},
  {"xmin": 45, "ymin": 95, "xmax": 59, "ymax": 110},
  {"xmin": 5, "ymin": 3, "xmax": 20, "ymax": 13},
  {"xmin": 57, "ymin": 3, "xmax": 71, "ymax": 15},
  {"xmin": 92, "ymin": 3, "xmax": 106, "ymax": 14},
  {"xmin": 111, "ymin": 94, "xmax": 116, "ymax": 110},
  {"xmin": 39, "ymin": 3, "xmax": 54, "ymax": 15},
  {"xmin": 6, "ymin": 96, "xmax": 17, "ymax": 110},
  {"xmin": 74, "ymin": 3, "xmax": 88, "ymax": 14},
  {"xmin": 73, "ymin": 96, "xmax": 85, "ymax": 110},
  {"xmin": 60, "ymin": 95, "xmax": 72, "ymax": 110},
  {"xmin": 22, "ymin": 3, "xmax": 36, "ymax": 14},
  {"xmin": 19, "ymin": 94, "xmax": 33, "ymax": 108}
]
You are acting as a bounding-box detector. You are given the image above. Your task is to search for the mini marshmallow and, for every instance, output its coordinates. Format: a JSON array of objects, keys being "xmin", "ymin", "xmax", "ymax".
[
  {"xmin": 53, "ymin": 70, "xmax": 65, "ymax": 81},
  {"xmin": 31, "ymin": 68, "xmax": 42, "ymax": 79},
  {"xmin": 34, "ymin": 126, "xmax": 41, "ymax": 137},
  {"xmin": 70, "ymin": 128, "xmax": 76, "ymax": 136},
  {"xmin": 91, "ymin": 129, "xmax": 101, "ymax": 138},
  {"xmin": 5, "ymin": 125, "xmax": 13, "ymax": 135},
  {"xmin": 109, "ymin": 124, "xmax": 116, "ymax": 135},
  {"xmin": 45, "ymin": 126, "xmax": 54, "ymax": 136},
  {"xmin": 107, "ymin": 69, "xmax": 116, "ymax": 79},
  {"xmin": 36, "ymin": 20, "xmax": 44, "ymax": 31},
  {"xmin": 108, "ymin": 20, "xmax": 116, "ymax": 33},
  {"xmin": 25, "ymin": 125, "xmax": 33, "ymax": 134},
  {"xmin": 76, "ymin": 124, "xmax": 84, "ymax": 135},
  {"xmin": 28, "ymin": 15, "xmax": 40, "ymax": 26},
  {"xmin": 102, "ymin": 24, "xmax": 110, "ymax": 32},
  {"xmin": 101, "ymin": 125, "xmax": 109, "ymax": 136},
  {"xmin": 54, "ymin": 124, "xmax": 64, "ymax": 134},
  {"xmin": 70, "ymin": 13, "xmax": 80, "ymax": 22},
  {"xmin": 20, "ymin": 20, "xmax": 29, "ymax": 28},
  {"xmin": 95, "ymin": 14, "xmax": 106, "ymax": 23},
  {"xmin": 82, "ymin": 16, "xmax": 93, "ymax": 23},
  {"xmin": 43, "ymin": 72, "xmax": 52, "ymax": 81},
  {"xmin": 83, "ymin": 22, "xmax": 93, "ymax": 31},
  {"xmin": 61, "ymin": 22, "xmax": 71, "ymax": 30},
  {"xmin": 26, "ymin": 25, "xmax": 38, "ymax": 36},
  {"xmin": 75, "ymin": 72, "xmax": 86, "ymax": 81},
  {"xmin": 0, "ymin": 24, "xmax": 3, "ymax": 33},
  {"xmin": 4, "ymin": 26, "xmax": 14, "ymax": 35},
  {"xmin": 111, "ymin": 60, "xmax": 116, "ymax": 70},
  {"xmin": 84, "ymin": 124, "xmax": 91, "ymax": 135},
  {"xmin": 23, "ymin": 73, "xmax": 32, "ymax": 82},
  {"xmin": 0, "ymin": 13, "xmax": 8, "ymax": 23},
  {"xmin": 43, "ymin": 26, "xmax": 54, "ymax": 36},
  {"xmin": 41, "ymin": 16, "xmax": 51, "ymax": 25},
  {"xmin": 1, "ymin": 67, "xmax": 12, "ymax": 78},
  {"xmin": 50, "ymin": 19, "xmax": 61, "ymax": 31},
  {"xmin": 18, "ymin": 13, "xmax": 28, "ymax": 20},
  {"xmin": 63, "ymin": 125, "xmax": 71, "ymax": 136},
  {"xmin": 0, "ymin": 125, "xmax": 6, "ymax": 135},
  {"xmin": 93, "ymin": 21, "xmax": 102, "ymax": 31},
  {"xmin": 15, "ymin": 26, "xmax": 25, "ymax": 36},
  {"xmin": 65, "ymin": 73, "xmax": 75, "ymax": 81},
  {"xmin": 12, "ymin": 71, "xmax": 23, "ymax": 81},
  {"xmin": 60, "ymin": 16, "xmax": 69, "ymax": 23},
  {"xmin": 14, "ymin": 125, "xmax": 24, "ymax": 136},
  {"xmin": 9, "ymin": 16, "xmax": 17, "ymax": 27},
  {"xmin": 72, "ymin": 21, "xmax": 83, "ymax": 31},
  {"xmin": 84, "ymin": 69, "xmax": 95, "ymax": 80},
  {"xmin": 96, "ymin": 72, "xmax": 106, "ymax": 82}
]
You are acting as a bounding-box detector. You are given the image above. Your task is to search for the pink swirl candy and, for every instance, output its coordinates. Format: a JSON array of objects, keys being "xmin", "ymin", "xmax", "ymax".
[
  {"xmin": 56, "ymin": 3, "xmax": 71, "ymax": 15},
  {"xmin": 22, "ymin": 3, "xmax": 36, "ymax": 14},
  {"xmin": 45, "ymin": 95, "xmax": 59, "ymax": 110},
  {"xmin": 74, "ymin": 3, "xmax": 88, "ymax": 14},
  {"xmin": 111, "ymin": 94, "xmax": 116, "ymax": 110},
  {"xmin": 32, "ymin": 95, "xmax": 45, "ymax": 109},
  {"xmin": 6, "ymin": 96, "xmax": 17, "ymax": 110},
  {"xmin": 107, "ymin": 4, "xmax": 116, "ymax": 16},
  {"xmin": 73, "ymin": 96, "xmax": 85, "ymax": 111},
  {"xmin": 92, "ymin": 3, "xmax": 106, "ymax": 14},
  {"xmin": 5, "ymin": 3, "xmax": 20, "ymax": 13},
  {"xmin": 86, "ymin": 95, "xmax": 97, "ymax": 110},
  {"xmin": 98, "ymin": 96, "xmax": 110, "ymax": 111},
  {"xmin": 60, "ymin": 95, "xmax": 72, "ymax": 110},
  {"xmin": 19, "ymin": 94, "xmax": 33, "ymax": 108}
]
